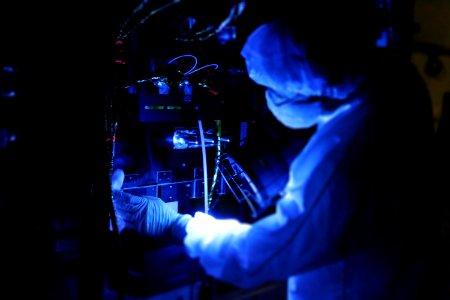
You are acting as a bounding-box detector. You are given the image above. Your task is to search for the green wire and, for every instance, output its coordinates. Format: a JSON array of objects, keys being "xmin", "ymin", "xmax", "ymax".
[{"xmin": 208, "ymin": 120, "xmax": 222, "ymax": 207}]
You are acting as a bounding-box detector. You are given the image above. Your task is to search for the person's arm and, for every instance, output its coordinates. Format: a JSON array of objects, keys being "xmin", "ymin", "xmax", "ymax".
[
  {"xmin": 183, "ymin": 102, "xmax": 371, "ymax": 288},
  {"xmin": 111, "ymin": 168, "xmax": 191, "ymax": 242},
  {"xmin": 111, "ymin": 102, "xmax": 366, "ymax": 288},
  {"xmin": 183, "ymin": 126, "xmax": 356, "ymax": 288}
]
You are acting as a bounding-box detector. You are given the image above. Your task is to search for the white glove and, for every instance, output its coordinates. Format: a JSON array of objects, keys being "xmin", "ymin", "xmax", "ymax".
[{"xmin": 111, "ymin": 169, "xmax": 192, "ymax": 242}]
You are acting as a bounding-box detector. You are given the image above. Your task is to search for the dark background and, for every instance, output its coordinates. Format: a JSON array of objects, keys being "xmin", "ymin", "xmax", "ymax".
[{"xmin": 0, "ymin": 1, "xmax": 448, "ymax": 299}]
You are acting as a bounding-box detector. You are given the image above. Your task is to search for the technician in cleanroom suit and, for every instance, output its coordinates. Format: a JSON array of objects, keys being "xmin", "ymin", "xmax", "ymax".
[{"xmin": 111, "ymin": 12, "xmax": 444, "ymax": 300}]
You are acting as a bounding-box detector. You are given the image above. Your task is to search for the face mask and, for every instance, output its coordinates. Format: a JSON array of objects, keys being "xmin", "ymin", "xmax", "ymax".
[
  {"xmin": 266, "ymin": 89, "xmax": 323, "ymax": 129},
  {"xmin": 242, "ymin": 19, "xmax": 363, "ymax": 129}
]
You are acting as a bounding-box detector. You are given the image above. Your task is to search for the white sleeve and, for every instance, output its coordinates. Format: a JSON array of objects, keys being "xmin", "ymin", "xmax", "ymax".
[
  {"xmin": 182, "ymin": 102, "xmax": 370, "ymax": 288},
  {"xmin": 182, "ymin": 135, "xmax": 343, "ymax": 288}
]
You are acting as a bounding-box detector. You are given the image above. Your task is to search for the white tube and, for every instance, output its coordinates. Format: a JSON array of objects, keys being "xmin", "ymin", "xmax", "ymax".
[{"xmin": 198, "ymin": 120, "xmax": 209, "ymax": 214}]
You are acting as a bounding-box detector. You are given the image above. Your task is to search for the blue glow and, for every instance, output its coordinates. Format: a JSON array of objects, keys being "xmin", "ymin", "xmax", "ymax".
[
  {"xmin": 2, "ymin": 90, "xmax": 16, "ymax": 98},
  {"xmin": 216, "ymin": 26, "xmax": 237, "ymax": 45},
  {"xmin": 376, "ymin": 30, "xmax": 389, "ymax": 48},
  {"xmin": 173, "ymin": 133, "xmax": 188, "ymax": 149},
  {"xmin": 156, "ymin": 80, "xmax": 170, "ymax": 94}
]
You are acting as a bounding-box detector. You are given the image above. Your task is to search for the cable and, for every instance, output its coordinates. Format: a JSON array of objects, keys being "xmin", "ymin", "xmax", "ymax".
[
  {"xmin": 198, "ymin": 120, "xmax": 209, "ymax": 214},
  {"xmin": 208, "ymin": 120, "xmax": 222, "ymax": 209},
  {"xmin": 185, "ymin": 63, "xmax": 219, "ymax": 75},
  {"xmin": 168, "ymin": 54, "xmax": 198, "ymax": 75},
  {"xmin": 175, "ymin": 0, "xmax": 247, "ymax": 42},
  {"xmin": 117, "ymin": 0, "xmax": 183, "ymax": 41}
]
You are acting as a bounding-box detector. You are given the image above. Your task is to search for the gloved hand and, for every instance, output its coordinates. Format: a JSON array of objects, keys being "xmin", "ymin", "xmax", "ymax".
[{"xmin": 111, "ymin": 169, "xmax": 192, "ymax": 242}]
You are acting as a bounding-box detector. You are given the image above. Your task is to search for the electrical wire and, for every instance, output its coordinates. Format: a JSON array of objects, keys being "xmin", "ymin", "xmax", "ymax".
[
  {"xmin": 175, "ymin": 0, "xmax": 246, "ymax": 42},
  {"xmin": 131, "ymin": 54, "xmax": 218, "ymax": 89},
  {"xmin": 198, "ymin": 120, "xmax": 209, "ymax": 214},
  {"xmin": 208, "ymin": 120, "xmax": 222, "ymax": 209},
  {"xmin": 168, "ymin": 54, "xmax": 198, "ymax": 75},
  {"xmin": 117, "ymin": 0, "xmax": 183, "ymax": 41},
  {"xmin": 185, "ymin": 64, "xmax": 219, "ymax": 75}
]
